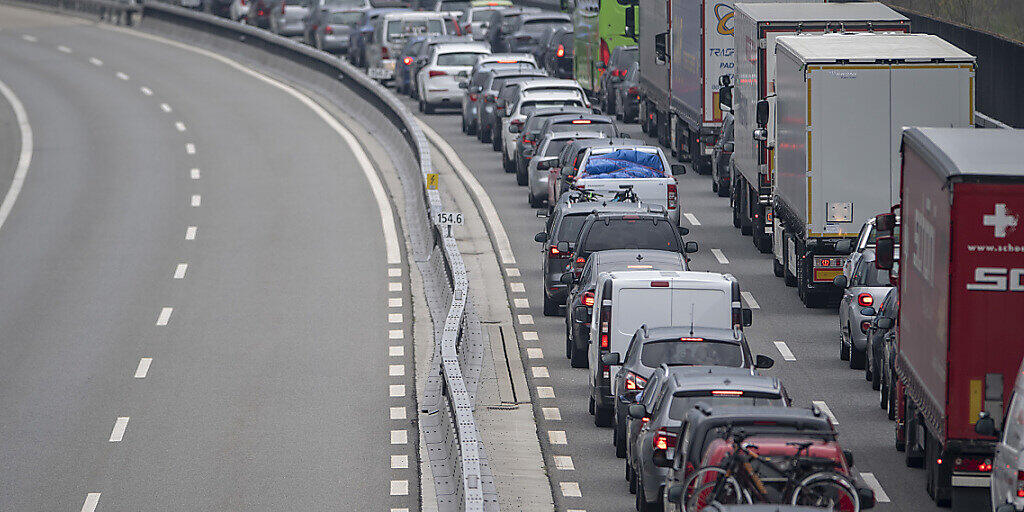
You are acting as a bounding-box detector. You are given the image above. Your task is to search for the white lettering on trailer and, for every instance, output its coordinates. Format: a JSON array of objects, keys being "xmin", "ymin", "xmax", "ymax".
[
  {"xmin": 983, "ymin": 203, "xmax": 1018, "ymax": 238},
  {"xmin": 967, "ymin": 267, "xmax": 1024, "ymax": 291}
]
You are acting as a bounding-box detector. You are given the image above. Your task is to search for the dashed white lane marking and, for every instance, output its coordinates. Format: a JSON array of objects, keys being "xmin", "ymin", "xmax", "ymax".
[
  {"xmin": 389, "ymin": 282, "xmax": 402, "ymax": 292},
  {"xmin": 185, "ymin": 143, "xmax": 196, "ymax": 154},
  {"xmin": 160, "ymin": 103, "xmax": 172, "ymax": 112},
  {"xmin": 390, "ymin": 406, "xmax": 406, "ymax": 419},
  {"xmin": 389, "ymin": 345, "xmax": 404, "ymax": 357},
  {"xmin": 741, "ymin": 291, "xmax": 760, "ymax": 309},
  {"xmin": 57, "ymin": 45, "xmax": 72, "ymax": 53},
  {"xmin": 108, "ymin": 417, "xmax": 129, "ymax": 442},
  {"xmin": 860, "ymin": 472, "xmax": 890, "ymax": 503},
  {"xmin": 390, "ymin": 429, "xmax": 408, "ymax": 444},
  {"xmin": 389, "ymin": 384, "xmax": 405, "ymax": 397},
  {"xmin": 391, "ymin": 454, "xmax": 409, "ymax": 469},
  {"xmin": 140, "ymin": 86, "xmax": 153, "ymax": 96},
  {"xmin": 190, "ymin": 168, "xmax": 200, "ymax": 179},
  {"xmin": 389, "ymin": 329, "xmax": 404, "ymax": 339},
  {"xmin": 388, "ymin": 267, "xmax": 402, "ymax": 277},
  {"xmin": 553, "ymin": 455, "xmax": 575, "ymax": 470},
  {"xmin": 389, "ymin": 364, "xmax": 405, "ymax": 376},
  {"xmin": 812, "ymin": 400, "xmax": 839, "ymax": 425},
  {"xmin": 388, "ymin": 313, "xmax": 403, "ymax": 323},
  {"xmin": 505, "ymin": 268, "xmax": 521, "ymax": 277},
  {"xmin": 523, "ymin": 331, "xmax": 538, "ymax": 341},
  {"xmin": 0, "ymin": 78, "xmax": 33, "ymax": 234},
  {"xmin": 390, "ymin": 480, "xmax": 409, "ymax": 496},
  {"xmin": 116, "ymin": 72, "xmax": 129, "ymax": 80},
  {"xmin": 513, "ymin": 298, "xmax": 530, "ymax": 308},
  {"xmin": 526, "ymin": 348, "xmax": 543, "ymax": 359},
  {"xmin": 185, "ymin": 226, "xmax": 197, "ymax": 240},
  {"xmin": 559, "ymin": 482, "xmax": 582, "ymax": 498},
  {"xmin": 81, "ymin": 493, "xmax": 101, "ymax": 512},
  {"xmin": 191, "ymin": 194, "xmax": 201, "ymax": 207},
  {"xmin": 134, "ymin": 357, "xmax": 152, "ymax": 378},
  {"xmin": 510, "ymin": 282, "xmax": 525, "ymax": 293},
  {"xmin": 517, "ymin": 314, "xmax": 534, "ymax": 325},
  {"xmin": 89, "ymin": 57, "xmax": 103, "ymax": 66},
  {"xmin": 173, "ymin": 263, "xmax": 188, "ymax": 279},
  {"xmin": 542, "ymin": 407, "xmax": 561, "ymax": 420},
  {"xmin": 774, "ymin": 341, "xmax": 796, "ymax": 361},
  {"xmin": 175, "ymin": 121, "xmax": 186, "ymax": 132},
  {"xmin": 156, "ymin": 307, "xmax": 173, "ymax": 326},
  {"xmin": 548, "ymin": 431, "xmax": 567, "ymax": 444},
  {"xmin": 711, "ymin": 248, "xmax": 729, "ymax": 264},
  {"xmin": 21, "ymin": 34, "xmax": 37, "ymax": 42},
  {"xmin": 531, "ymin": 366, "xmax": 549, "ymax": 378},
  {"xmin": 684, "ymin": 213, "xmax": 701, "ymax": 226},
  {"xmin": 536, "ymin": 386, "xmax": 555, "ymax": 398},
  {"xmin": 389, "ymin": 297, "xmax": 402, "ymax": 308}
]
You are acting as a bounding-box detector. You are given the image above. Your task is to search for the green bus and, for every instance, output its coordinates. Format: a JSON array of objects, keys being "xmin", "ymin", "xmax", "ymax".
[{"xmin": 566, "ymin": 0, "xmax": 637, "ymax": 95}]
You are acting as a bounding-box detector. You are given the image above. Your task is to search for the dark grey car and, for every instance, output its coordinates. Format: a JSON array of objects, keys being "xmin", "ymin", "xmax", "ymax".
[
  {"xmin": 614, "ymin": 61, "xmax": 640, "ymax": 123},
  {"xmin": 463, "ymin": 67, "xmax": 546, "ymax": 136},
  {"xmin": 599, "ymin": 44, "xmax": 637, "ymax": 116},
  {"xmin": 711, "ymin": 111, "xmax": 734, "ymax": 197},
  {"xmin": 483, "ymin": 7, "xmax": 540, "ymax": 53},
  {"xmin": 503, "ymin": 12, "xmax": 571, "ymax": 54},
  {"xmin": 514, "ymin": 105, "xmax": 592, "ymax": 177},
  {"xmin": 519, "ymin": 113, "xmax": 619, "ymax": 186}
]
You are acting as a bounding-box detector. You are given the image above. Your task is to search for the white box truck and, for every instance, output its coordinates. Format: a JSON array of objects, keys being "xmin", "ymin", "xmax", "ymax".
[
  {"xmin": 667, "ymin": 0, "xmax": 821, "ymax": 174},
  {"xmin": 772, "ymin": 33, "xmax": 975, "ymax": 307},
  {"xmin": 637, "ymin": 0, "xmax": 671, "ymax": 145},
  {"xmin": 731, "ymin": 2, "xmax": 909, "ymax": 255}
]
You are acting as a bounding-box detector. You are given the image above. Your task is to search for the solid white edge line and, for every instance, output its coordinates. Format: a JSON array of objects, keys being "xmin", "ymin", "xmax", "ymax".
[
  {"xmin": 859, "ymin": 472, "xmax": 890, "ymax": 502},
  {"xmin": 185, "ymin": 226, "xmax": 197, "ymax": 240},
  {"xmin": 0, "ymin": 78, "xmax": 33, "ymax": 233},
  {"xmin": 710, "ymin": 248, "xmax": 729, "ymax": 264},
  {"xmin": 417, "ymin": 119, "xmax": 517, "ymax": 265},
  {"xmin": 811, "ymin": 400, "xmax": 839, "ymax": 425},
  {"xmin": 134, "ymin": 357, "xmax": 152, "ymax": 378},
  {"xmin": 81, "ymin": 493, "xmax": 100, "ymax": 512},
  {"xmin": 109, "ymin": 416, "xmax": 129, "ymax": 442},
  {"xmin": 773, "ymin": 341, "xmax": 796, "ymax": 361}
]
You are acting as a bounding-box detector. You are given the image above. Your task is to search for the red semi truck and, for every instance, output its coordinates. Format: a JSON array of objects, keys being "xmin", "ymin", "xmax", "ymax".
[{"xmin": 876, "ymin": 127, "xmax": 1024, "ymax": 510}]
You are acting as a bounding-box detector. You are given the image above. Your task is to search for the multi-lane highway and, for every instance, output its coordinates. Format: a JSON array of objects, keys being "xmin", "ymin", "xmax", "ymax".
[
  {"xmin": 401, "ymin": 100, "xmax": 943, "ymax": 511},
  {"xmin": 0, "ymin": 7, "xmax": 415, "ymax": 510}
]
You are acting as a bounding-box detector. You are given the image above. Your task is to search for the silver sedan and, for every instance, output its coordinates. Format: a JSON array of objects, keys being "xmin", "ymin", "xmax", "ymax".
[
  {"xmin": 526, "ymin": 131, "xmax": 604, "ymax": 207},
  {"xmin": 835, "ymin": 249, "xmax": 893, "ymax": 370}
]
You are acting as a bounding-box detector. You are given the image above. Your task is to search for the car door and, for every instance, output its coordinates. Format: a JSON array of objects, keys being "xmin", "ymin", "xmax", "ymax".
[
  {"xmin": 840, "ymin": 259, "xmax": 865, "ymax": 335},
  {"xmin": 995, "ymin": 393, "xmax": 1024, "ymax": 506}
]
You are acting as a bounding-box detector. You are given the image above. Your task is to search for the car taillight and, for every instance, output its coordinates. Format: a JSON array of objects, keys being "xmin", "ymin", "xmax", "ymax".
[
  {"xmin": 429, "ymin": 70, "xmax": 447, "ymax": 77},
  {"xmin": 574, "ymin": 256, "xmax": 586, "ymax": 270},
  {"xmin": 650, "ymin": 281, "xmax": 669, "ymax": 287},
  {"xmin": 628, "ymin": 85, "xmax": 638, "ymax": 95},
  {"xmin": 667, "ymin": 183, "xmax": 677, "ymax": 210},
  {"xmin": 625, "ymin": 372, "xmax": 647, "ymax": 391},
  {"xmin": 484, "ymin": 95, "xmax": 494, "ymax": 103},
  {"xmin": 857, "ymin": 293, "xmax": 873, "ymax": 307},
  {"xmin": 1016, "ymin": 471, "xmax": 1024, "ymax": 497},
  {"xmin": 403, "ymin": 56, "xmax": 413, "ymax": 65},
  {"xmin": 469, "ymin": 93, "xmax": 478, "ymax": 101},
  {"xmin": 523, "ymin": 137, "xmax": 534, "ymax": 146},
  {"xmin": 381, "ymin": 47, "xmax": 389, "ymax": 59},
  {"xmin": 257, "ymin": 9, "xmax": 265, "ymax": 16},
  {"xmin": 861, "ymin": 320, "xmax": 872, "ymax": 334},
  {"xmin": 954, "ymin": 457, "xmax": 993, "ymax": 473},
  {"xmin": 599, "ymin": 304, "xmax": 611, "ymax": 349},
  {"xmin": 712, "ymin": 390, "xmax": 744, "ymax": 396},
  {"xmin": 324, "ymin": 25, "xmax": 334, "ymax": 34},
  {"xmin": 548, "ymin": 245, "xmax": 568, "ymax": 258},
  {"xmin": 653, "ymin": 428, "xmax": 677, "ymax": 451},
  {"xmin": 582, "ymin": 291, "xmax": 594, "ymax": 307},
  {"xmin": 556, "ymin": 44, "xmax": 565, "ymax": 58},
  {"xmin": 465, "ymin": 25, "xmax": 471, "ymax": 33}
]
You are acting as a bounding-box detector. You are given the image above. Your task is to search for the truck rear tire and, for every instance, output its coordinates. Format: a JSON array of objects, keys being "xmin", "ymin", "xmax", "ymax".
[
  {"xmin": 904, "ymin": 404, "xmax": 925, "ymax": 468},
  {"xmin": 783, "ymin": 233, "xmax": 798, "ymax": 287}
]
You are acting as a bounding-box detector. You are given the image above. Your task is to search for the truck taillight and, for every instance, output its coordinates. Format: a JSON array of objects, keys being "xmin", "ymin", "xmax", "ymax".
[
  {"xmin": 403, "ymin": 56, "xmax": 413, "ymax": 65},
  {"xmin": 667, "ymin": 183, "xmax": 677, "ymax": 210},
  {"xmin": 581, "ymin": 291, "xmax": 594, "ymax": 307},
  {"xmin": 653, "ymin": 428, "xmax": 677, "ymax": 451},
  {"xmin": 625, "ymin": 372, "xmax": 647, "ymax": 391},
  {"xmin": 954, "ymin": 457, "xmax": 993, "ymax": 473},
  {"xmin": 857, "ymin": 293, "xmax": 873, "ymax": 307},
  {"xmin": 324, "ymin": 25, "xmax": 334, "ymax": 34}
]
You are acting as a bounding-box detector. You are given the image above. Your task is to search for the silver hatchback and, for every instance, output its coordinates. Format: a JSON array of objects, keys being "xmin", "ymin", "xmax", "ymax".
[{"xmin": 834, "ymin": 250, "xmax": 893, "ymax": 370}]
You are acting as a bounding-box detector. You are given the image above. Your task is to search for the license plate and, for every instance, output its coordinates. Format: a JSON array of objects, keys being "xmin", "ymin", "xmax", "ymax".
[
  {"xmin": 368, "ymin": 68, "xmax": 391, "ymax": 79},
  {"xmin": 814, "ymin": 269, "xmax": 843, "ymax": 282}
]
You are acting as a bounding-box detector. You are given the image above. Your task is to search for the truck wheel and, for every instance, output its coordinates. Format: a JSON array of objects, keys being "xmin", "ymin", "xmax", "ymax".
[
  {"xmin": 739, "ymin": 190, "xmax": 753, "ymax": 235},
  {"xmin": 783, "ymin": 234, "xmax": 798, "ymax": 287},
  {"xmin": 529, "ymin": 192, "xmax": 543, "ymax": 208},
  {"xmin": 717, "ymin": 178, "xmax": 729, "ymax": 198},
  {"xmin": 594, "ymin": 405, "xmax": 613, "ymax": 427},
  {"xmin": 904, "ymin": 404, "xmax": 924, "ymax": 468}
]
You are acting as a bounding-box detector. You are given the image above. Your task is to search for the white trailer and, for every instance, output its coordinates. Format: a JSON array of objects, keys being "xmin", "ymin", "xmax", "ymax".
[
  {"xmin": 637, "ymin": 0, "xmax": 671, "ymax": 143},
  {"xmin": 667, "ymin": 0, "xmax": 820, "ymax": 175},
  {"xmin": 772, "ymin": 33, "xmax": 975, "ymax": 307},
  {"xmin": 731, "ymin": 2, "xmax": 909, "ymax": 255}
]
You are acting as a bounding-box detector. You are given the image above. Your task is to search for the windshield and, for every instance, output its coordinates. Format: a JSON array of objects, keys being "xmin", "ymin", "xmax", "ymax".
[
  {"xmin": 582, "ymin": 218, "xmax": 680, "ymax": 252},
  {"xmin": 550, "ymin": 122, "xmax": 616, "ymax": 137},
  {"xmin": 323, "ymin": 0, "xmax": 365, "ymax": 7},
  {"xmin": 437, "ymin": 52, "xmax": 484, "ymax": 66},
  {"xmin": 543, "ymin": 139, "xmax": 570, "ymax": 157},
  {"xmin": 327, "ymin": 11, "xmax": 362, "ymax": 24},
  {"xmin": 670, "ymin": 394, "xmax": 784, "ymax": 420},
  {"xmin": 640, "ymin": 340, "xmax": 743, "ymax": 368},
  {"xmin": 554, "ymin": 213, "xmax": 588, "ymax": 243},
  {"xmin": 465, "ymin": 8, "xmax": 499, "ymax": 22},
  {"xmin": 521, "ymin": 100, "xmax": 584, "ymax": 115},
  {"xmin": 388, "ymin": 19, "xmax": 443, "ymax": 38},
  {"xmin": 440, "ymin": 0, "xmax": 470, "ymax": 11}
]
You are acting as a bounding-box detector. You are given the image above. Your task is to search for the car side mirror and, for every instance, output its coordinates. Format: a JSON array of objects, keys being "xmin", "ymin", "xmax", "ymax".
[
  {"xmin": 684, "ymin": 241, "xmax": 698, "ymax": 254},
  {"xmin": 667, "ymin": 485, "xmax": 685, "ymax": 505},
  {"xmin": 556, "ymin": 241, "xmax": 570, "ymax": 253},
  {"xmin": 671, "ymin": 163, "xmax": 686, "ymax": 175},
  {"xmin": 843, "ymin": 449, "xmax": 855, "ymax": 468},
  {"xmin": 756, "ymin": 99, "xmax": 769, "ymax": 126},
  {"xmin": 623, "ymin": 4, "xmax": 636, "ymax": 39},
  {"xmin": 754, "ymin": 354, "xmax": 774, "ymax": 369},
  {"xmin": 509, "ymin": 123, "xmax": 521, "ymax": 133},
  {"xmin": 534, "ymin": 231, "xmax": 548, "ymax": 243},
  {"xmin": 875, "ymin": 236, "xmax": 895, "ymax": 270},
  {"xmin": 861, "ymin": 306, "xmax": 876, "ymax": 316},
  {"xmin": 652, "ymin": 450, "xmax": 671, "ymax": 467},
  {"xmin": 723, "ymin": 141, "xmax": 734, "ymax": 152},
  {"xmin": 601, "ymin": 352, "xmax": 621, "ymax": 366},
  {"xmin": 741, "ymin": 308, "xmax": 753, "ymax": 327},
  {"xmin": 832, "ymin": 274, "xmax": 848, "ymax": 288},
  {"xmin": 538, "ymin": 157, "xmax": 557, "ymax": 170},
  {"xmin": 877, "ymin": 317, "xmax": 893, "ymax": 330},
  {"xmin": 560, "ymin": 273, "xmax": 575, "ymax": 285},
  {"xmin": 628, "ymin": 403, "xmax": 646, "ymax": 419},
  {"xmin": 835, "ymin": 239, "xmax": 853, "ymax": 254},
  {"xmin": 678, "ymin": 226, "xmax": 689, "ymax": 236},
  {"xmin": 975, "ymin": 412, "xmax": 999, "ymax": 437},
  {"xmin": 458, "ymin": 81, "xmax": 469, "ymax": 89},
  {"xmin": 573, "ymin": 305, "xmax": 588, "ymax": 320}
]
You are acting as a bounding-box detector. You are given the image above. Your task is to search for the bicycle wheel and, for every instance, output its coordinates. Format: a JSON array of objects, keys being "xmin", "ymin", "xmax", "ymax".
[
  {"xmin": 791, "ymin": 472, "xmax": 860, "ymax": 512},
  {"xmin": 680, "ymin": 467, "xmax": 745, "ymax": 512}
]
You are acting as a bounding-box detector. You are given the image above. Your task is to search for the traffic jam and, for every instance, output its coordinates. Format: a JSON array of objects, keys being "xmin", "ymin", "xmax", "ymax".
[{"xmin": 228, "ymin": 0, "xmax": 1024, "ymax": 509}]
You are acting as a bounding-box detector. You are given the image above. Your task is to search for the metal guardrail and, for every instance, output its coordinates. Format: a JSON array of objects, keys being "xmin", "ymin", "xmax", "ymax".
[{"xmin": 3, "ymin": 0, "xmax": 491, "ymax": 510}]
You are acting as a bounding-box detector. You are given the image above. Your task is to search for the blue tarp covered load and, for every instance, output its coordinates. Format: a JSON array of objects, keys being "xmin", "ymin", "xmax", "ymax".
[{"xmin": 581, "ymin": 149, "xmax": 667, "ymax": 179}]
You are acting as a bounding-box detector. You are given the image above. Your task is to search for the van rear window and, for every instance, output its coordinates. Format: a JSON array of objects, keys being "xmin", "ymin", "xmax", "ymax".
[
  {"xmin": 582, "ymin": 219, "xmax": 679, "ymax": 252},
  {"xmin": 641, "ymin": 340, "xmax": 742, "ymax": 368}
]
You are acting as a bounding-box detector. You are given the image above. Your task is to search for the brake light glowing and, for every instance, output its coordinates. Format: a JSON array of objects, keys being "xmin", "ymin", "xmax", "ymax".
[
  {"xmin": 548, "ymin": 245, "xmax": 567, "ymax": 258},
  {"xmin": 469, "ymin": 94, "xmax": 478, "ymax": 101},
  {"xmin": 954, "ymin": 457, "xmax": 993, "ymax": 473},
  {"xmin": 679, "ymin": 337, "xmax": 704, "ymax": 342},
  {"xmin": 650, "ymin": 281, "xmax": 669, "ymax": 287},
  {"xmin": 495, "ymin": 59, "xmax": 518, "ymax": 63},
  {"xmin": 653, "ymin": 428, "xmax": 677, "ymax": 451},
  {"xmin": 625, "ymin": 372, "xmax": 647, "ymax": 390},
  {"xmin": 381, "ymin": 47, "xmax": 389, "ymax": 59},
  {"xmin": 324, "ymin": 25, "xmax": 333, "ymax": 34},
  {"xmin": 667, "ymin": 183, "xmax": 677, "ymax": 210},
  {"xmin": 429, "ymin": 70, "xmax": 447, "ymax": 77},
  {"xmin": 257, "ymin": 9, "xmax": 265, "ymax": 16},
  {"xmin": 626, "ymin": 265, "xmax": 653, "ymax": 269},
  {"xmin": 712, "ymin": 390, "xmax": 744, "ymax": 396},
  {"xmin": 857, "ymin": 293, "xmax": 873, "ymax": 307},
  {"xmin": 571, "ymin": 119, "xmax": 592, "ymax": 125},
  {"xmin": 582, "ymin": 291, "xmax": 595, "ymax": 307},
  {"xmin": 1016, "ymin": 471, "xmax": 1024, "ymax": 497},
  {"xmin": 556, "ymin": 44, "xmax": 565, "ymax": 58},
  {"xmin": 403, "ymin": 56, "xmax": 413, "ymax": 65}
]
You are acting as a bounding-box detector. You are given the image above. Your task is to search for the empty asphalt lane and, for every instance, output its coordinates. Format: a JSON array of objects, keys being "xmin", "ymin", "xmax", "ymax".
[{"xmin": 0, "ymin": 6, "xmax": 411, "ymax": 510}]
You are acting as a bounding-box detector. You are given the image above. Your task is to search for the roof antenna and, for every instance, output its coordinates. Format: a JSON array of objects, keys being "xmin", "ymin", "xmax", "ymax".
[{"xmin": 689, "ymin": 303, "xmax": 695, "ymax": 336}]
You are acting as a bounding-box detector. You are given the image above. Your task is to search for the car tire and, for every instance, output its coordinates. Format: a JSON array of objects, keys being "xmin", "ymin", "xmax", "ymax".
[
  {"xmin": 871, "ymin": 358, "xmax": 882, "ymax": 390},
  {"xmin": 879, "ymin": 373, "xmax": 889, "ymax": 410},
  {"xmin": 529, "ymin": 192, "xmax": 543, "ymax": 208},
  {"xmin": 589, "ymin": 395, "xmax": 595, "ymax": 415},
  {"xmin": 887, "ymin": 376, "xmax": 897, "ymax": 420},
  {"xmin": 479, "ymin": 121, "xmax": 490, "ymax": 142},
  {"xmin": 614, "ymin": 420, "xmax": 627, "ymax": 458},
  {"xmin": 422, "ymin": 100, "xmax": 434, "ymax": 115},
  {"xmin": 543, "ymin": 294, "xmax": 559, "ymax": 316},
  {"xmin": 773, "ymin": 256, "xmax": 785, "ymax": 278},
  {"xmin": 628, "ymin": 463, "xmax": 637, "ymax": 493},
  {"xmin": 461, "ymin": 114, "xmax": 468, "ymax": 134},
  {"xmin": 594, "ymin": 405, "xmax": 613, "ymax": 427},
  {"xmin": 491, "ymin": 126, "xmax": 502, "ymax": 151},
  {"xmin": 467, "ymin": 119, "xmax": 477, "ymax": 136},
  {"xmin": 570, "ymin": 341, "xmax": 587, "ymax": 368},
  {"xmin": 850, "ymin": 345, "xmax": 866, "ymax": 370},
  {"xmin": 516, "ymin": 163, "xmax": 528, "ymax": 185}
]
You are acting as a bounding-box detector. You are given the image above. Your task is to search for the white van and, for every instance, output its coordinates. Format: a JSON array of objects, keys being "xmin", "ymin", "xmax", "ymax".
[
  {"xmin": 979, "ymin": 357, "xmax": 1024, "ymax": 512},
  {"xmin": 587, "ymin": 270, "xmax": 752, "ymax": 425}
]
